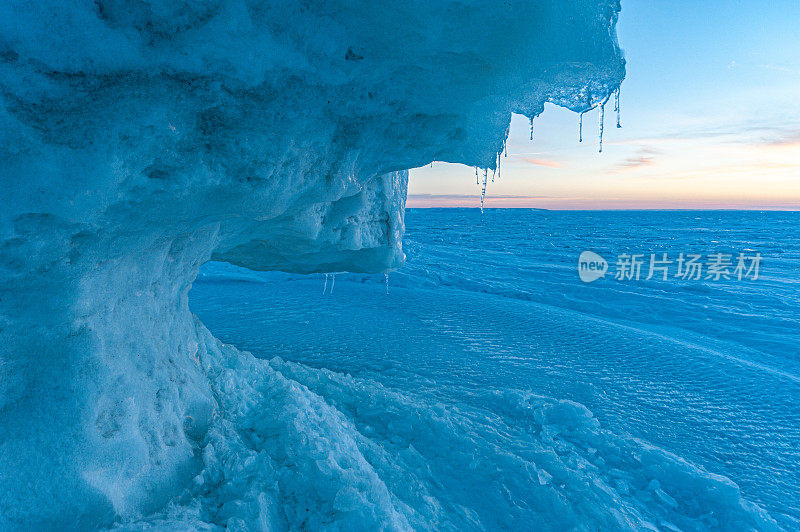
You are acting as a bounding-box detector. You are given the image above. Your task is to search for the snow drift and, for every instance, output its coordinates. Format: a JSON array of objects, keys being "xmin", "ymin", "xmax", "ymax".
[{"xmin": 0, "ymin": 0, "xmax": 721, "ymax": 528}]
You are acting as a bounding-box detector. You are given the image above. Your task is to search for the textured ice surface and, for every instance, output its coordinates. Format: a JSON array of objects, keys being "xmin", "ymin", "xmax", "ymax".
[
  {"xmin": 1, "ymin": 0, "xmax": 624, "ymax": 528},
  {"xmin": 190, "ymin": 211, "xmax": 798, "ymax": 530},
  {"xmin": 113, "ymin": 322, "xmax": 779, "ymax": 530}
]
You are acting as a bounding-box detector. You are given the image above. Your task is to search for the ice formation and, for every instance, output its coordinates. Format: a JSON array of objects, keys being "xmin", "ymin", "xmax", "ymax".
[{"xmin": 0, "ymin": 0, "xmax": 714, "ymax": 528}]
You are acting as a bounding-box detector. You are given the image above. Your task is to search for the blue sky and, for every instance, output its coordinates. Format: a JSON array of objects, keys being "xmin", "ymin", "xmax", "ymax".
[{"xmin": 409, "ymin": 0, "xmax": 800, "ymax": 209}]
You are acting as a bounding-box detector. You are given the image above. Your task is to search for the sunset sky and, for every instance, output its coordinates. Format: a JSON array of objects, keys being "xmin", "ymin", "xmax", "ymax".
[{"xmin": 408, "ymin": 0, "xmax": 800, "ymax": 209}]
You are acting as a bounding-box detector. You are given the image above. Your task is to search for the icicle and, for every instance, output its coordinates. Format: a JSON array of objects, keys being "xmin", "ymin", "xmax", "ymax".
[
  {"xmin": 480, "ymin": 168, "xmax": 488, "ymax": 213},
  {"xmin": 579, "ymin": 112, "xmax": 584, "ymax": 143},
  {"xmin": 615, "ymin": 87, "xmax": 621, "ymax": 128},
  {"xmin": 503, "ymin": 139, "xmax": 508, "ymax": 158},
  {"xmin": 529, "ymin": 116, "xmax": 534, "ymax": 141},
  {"xmin": 322, "ymin": 273, "xmax": 329, "ymax": 294},
  {"xmin": 598, "ymin": 100, "xmax": 606, "ymax": 153},
  {"xmin": 384, "ymin": 273, "xmax": 389, "ymax": 294},
  {"xmin": 330, "ymin": 273, "xmax": 335, "ymax": 294},
  {"xmin": 475, "ymin": 167, "xmax": 479, "ymax": 185}
]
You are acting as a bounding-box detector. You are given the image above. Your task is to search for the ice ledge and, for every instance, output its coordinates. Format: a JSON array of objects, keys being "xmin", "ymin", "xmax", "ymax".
[{"xmin": 0, "ymin": 0, "xmax": 623, "ymax": 526}]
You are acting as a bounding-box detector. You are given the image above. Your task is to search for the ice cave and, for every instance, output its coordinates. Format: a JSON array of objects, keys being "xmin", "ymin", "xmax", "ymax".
[{"xmin": 0, "ymin": 1, "xmax": 786, "ymax": 530}]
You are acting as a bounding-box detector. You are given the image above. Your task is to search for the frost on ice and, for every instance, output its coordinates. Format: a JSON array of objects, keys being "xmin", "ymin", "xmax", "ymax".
[{"xmin": 1, "ymin": 1, "xmax": 773, "ymax": 530}]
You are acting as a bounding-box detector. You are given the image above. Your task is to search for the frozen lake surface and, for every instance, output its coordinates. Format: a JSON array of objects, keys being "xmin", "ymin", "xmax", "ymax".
[{"xmin": 191, "ymin": 209, "xmax": 800, "ymax": 529}]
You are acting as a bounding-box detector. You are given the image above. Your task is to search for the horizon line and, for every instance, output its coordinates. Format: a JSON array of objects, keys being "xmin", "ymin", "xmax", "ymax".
[
  {"xmin": 405, "ymin": 194, "xmax": 800, "ymax": 211},
  {"xmin": 406, "ymin": 206, "xmax": 800, "ymax": 211}
]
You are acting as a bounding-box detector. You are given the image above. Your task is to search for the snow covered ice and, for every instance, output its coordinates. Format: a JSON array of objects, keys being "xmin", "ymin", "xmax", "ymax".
[{"xmin": 0, "ymin": 0, "xmax": 783, "ymax": 530}]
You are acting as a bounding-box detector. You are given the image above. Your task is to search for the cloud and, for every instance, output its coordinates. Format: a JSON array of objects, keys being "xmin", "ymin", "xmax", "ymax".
[
  {"xmin": 520, "ymin": 157, "xmax": 562, "ymax": 168},
  {"xmin": 406, "ymin": 193, "xmax": 570, "ymax": 208},
  {"xmin": 407, "ymin": 194, "xmax": 561, "ymax": 201},
  {"xmin": 617, "ymin": 155, "xmax": 655, "ymax": 170},
  {"xmin": 757, "ymin": 64, "xmax": 793, "ymax": 73},
  {"xmin": 613, "ymin": 146, "xmax": 659, "ymax": 172},
  {"xmin": 609, "ymin": 123, "xmax": 800, "ymax": 148},
  {"xmin": 753, "ymin": 129, "xmax": 800, "ymax": 147}
]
